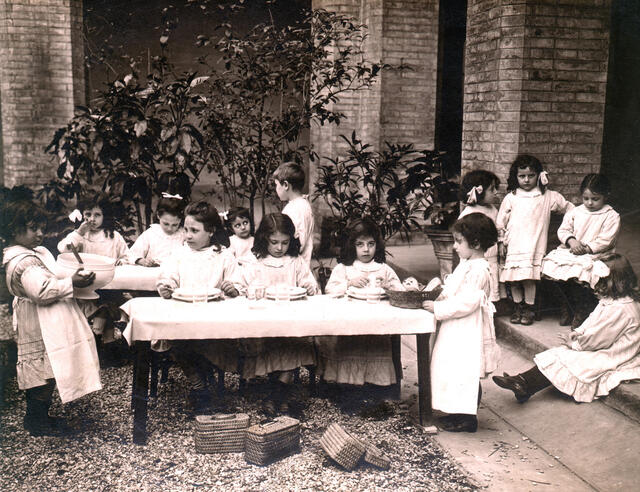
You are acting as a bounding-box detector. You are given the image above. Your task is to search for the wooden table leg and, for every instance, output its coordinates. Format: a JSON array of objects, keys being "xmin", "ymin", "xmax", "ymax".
[
  {"xmin": 416, "ymin": 333, "xmax": 432, "ymax": 425},
  {"xmin": 132, "ymin": 341, "xmax": 151, "ymax": 445}
]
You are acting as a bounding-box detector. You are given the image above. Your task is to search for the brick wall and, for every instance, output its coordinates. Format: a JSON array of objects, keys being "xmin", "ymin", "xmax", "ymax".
[
  {"xmin": 310, "ymin": 0, "xmax": 440, "ymax": 213},
  {"xmin": 0, "ymin": 0, "xmax": 85, "ymax": 187},
  {"xmin": 461, "ymin": 0, "xmax": 611, "ymax": 202}
]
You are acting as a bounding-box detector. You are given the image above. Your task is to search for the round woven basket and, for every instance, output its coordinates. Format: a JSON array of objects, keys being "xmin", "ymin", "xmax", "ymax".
[{"xmin": 384, "ymin": 286, "xmax": 442, "ymax": 309}]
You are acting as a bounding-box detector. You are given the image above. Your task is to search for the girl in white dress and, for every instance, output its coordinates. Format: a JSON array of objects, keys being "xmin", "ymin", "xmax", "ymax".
[
  {"xmin": 234, "ymin": 213, "xmax": 318, "ymax": 415},
  {"xmin": 2, "ymin": 200, "xmax": 101, "ymax": 436},
  {"xmin": 459, "ymin": 169, "xmax": 502, "ymax": 302},
  {"xmin": 129, "ymin": 194, "xmax": 186, "ymax": 267},
  {"xmin": 423, "ymin": 213, "xmax": 500, "ymax": 433},
  {"xmin": 494, "ymin": 254, "xmax": 640, "ymax": 404},
  {"xmin": 156, "ymin": 201, "xmax": 239, "ymax": 412},
  {"xmin": 542, "ymin": 174, "xmax": 620, "ymax": 328},
  {"xmin": 57, "ymin": 193, "xmax": 131, "ymax": 360},
  {"xmin": 224, "ymin": 207, "xmax": 254, "ymax": 265},
  {"xmin": 497, "ymin": 155, "xmax": 573, "ymax": 325},
  {"xmin": 316, "ymin": 218, "xmax": 403, "ymax": 387}
]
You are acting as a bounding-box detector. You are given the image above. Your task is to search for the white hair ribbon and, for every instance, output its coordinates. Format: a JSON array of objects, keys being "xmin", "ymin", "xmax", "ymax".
[
  {"xmin": 591, "ymin": 260, "xmax": 610, "ymax": 278},
  {"xmin": 161, "ymin": 192, "xmax": 183, "ymax": 200},
  {"xmin": 219, "ymin": 210, "xmax": 229, "ymax": 221},
  {"xmin": 538, "ymin": 171, "xmax": 549, "ymax": 186},
  {"xmin": 466, "ymin": 185, "xmax": 483, "ymax": 205},
  {"xmin": 68, "ymin": 209, "xmax": 83, "ymax": 222}
]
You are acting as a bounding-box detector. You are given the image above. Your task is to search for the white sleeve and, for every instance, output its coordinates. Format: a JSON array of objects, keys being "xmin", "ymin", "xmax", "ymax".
[
  {"xmin": 156, "ymin": 253, "xmax": 180, "ymax": 291},
  {"xmin": 556, "ymin": 208, "xmax": 576, "ymax": 245},
  {"xmin": 21, "ymin": 261, "xmax": 74, "ymax": 305},
  {"xmin": 325, "ymin": 263, "xmax": 348, "ymax": 295},
  {"xmin": 57, "ymin": 231, "xmax": 84, "ymax": 253},
  {"xmin": 496, "ymin": 195, "xmax": 512, "ymax": 243},
  {"xmin": 586, "ymin": 211, "xmax": 620, "ymax": 254},
  {"xmin": 433, "ymin": 267, "xmax": 488, "ymax": 321},
  {"xmin": 129, "ymin": 229, "xmax": 151, "ymax": 263}
]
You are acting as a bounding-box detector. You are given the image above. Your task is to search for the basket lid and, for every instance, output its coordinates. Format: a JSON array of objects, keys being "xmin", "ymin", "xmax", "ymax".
[{"xmin": 247, "ymin": 416, "xmax": 299, "ymax": 436}]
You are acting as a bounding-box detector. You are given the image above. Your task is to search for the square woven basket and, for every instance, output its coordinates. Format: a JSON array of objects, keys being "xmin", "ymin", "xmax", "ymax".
[
  {"xmin": 384, "ymin": 286, "xmax": 443, "ymax": 309},
  {"xmin": 319, "ymin": 423, "xmax": 366, "ymax": 470},
  {"xmin": 244, "ymin": 416, "xmax": 301, "ymax": 465},
  {"xmin": 194, "ymin": 413, "xmax": 250, "ymax": 454}
]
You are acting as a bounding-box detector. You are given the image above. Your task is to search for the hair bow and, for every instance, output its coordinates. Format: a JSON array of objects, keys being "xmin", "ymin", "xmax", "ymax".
[
  {"xmin": 538, "ymin": 171, "xmax": 549, "ymax": 186},
  {"xmin": 591, "ymin": 260, "xmax": 610, "ymax": 278},
  {"xmin": 466, "ymin": 185, "xmax": 483, "ymax": 205},
  {"xmin": 68, "ymin": 209, "xmax": 83, "ymax": 223},
  {"xmin": 219, "ymin": 210, "xmax": 229, "ymax": 221},
  {"xmin": 161, "ymin": 192, "xmax": 183, "ymax": 200}
]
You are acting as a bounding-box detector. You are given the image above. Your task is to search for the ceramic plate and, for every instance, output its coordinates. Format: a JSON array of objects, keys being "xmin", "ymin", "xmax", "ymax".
[
  {"xmin": 172, "ymin": 287, "xmax": 222, "ymax": 302},
  {"xmin": 346, "ymin": 286, "xmax": 388, "ymax": 301},
  {"xmin": 265, "ymin": 286, "xmax": 307, "ymax": 298}
]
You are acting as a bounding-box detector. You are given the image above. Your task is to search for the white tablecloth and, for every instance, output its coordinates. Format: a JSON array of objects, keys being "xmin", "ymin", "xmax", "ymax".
[
  {"xmin": 102, "ymin": 265, "xmax": 160, "ymax": 291},
  {"xmin": 120, "ymin": 296, "xmax": 435, "ymax": 343}
]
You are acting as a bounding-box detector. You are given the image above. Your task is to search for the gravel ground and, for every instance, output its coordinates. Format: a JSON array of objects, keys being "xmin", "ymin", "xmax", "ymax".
[{"xmin": 1, "ymin": 325, "xmax": 476, "ymax": 491}]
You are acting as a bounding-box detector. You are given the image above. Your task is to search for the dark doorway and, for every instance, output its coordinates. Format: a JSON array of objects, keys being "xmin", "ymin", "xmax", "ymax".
[
  {"xmin": 434, "ymin": 0, "xmax": 467, "ymax": 172},
  {"xmin": 601, "ymin": 0, "xmax": 640, "ymax": 213}
]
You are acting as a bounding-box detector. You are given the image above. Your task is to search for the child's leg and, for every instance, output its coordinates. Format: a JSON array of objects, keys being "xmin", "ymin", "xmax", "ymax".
[
  {"xmin": 493, "ymin": 365, "xmax": 551, "ymax": 402},
  {"xmin": 509, "ymin": 282, "xmax": 524, "ymax": 323},
  {"xmin": 24, "ymin": 379, "xmax": 56, "ymax": 436},
  {"xmin": 172, "ymin": 343, "xmax": 210, "ymax": 412},
  {"xmin": 519, "ymin": 280, "xmax": 537, "ymax": 325},
  {"xmin": 570, "ymin": 282, "xmax": 598, "ymax": 329}
]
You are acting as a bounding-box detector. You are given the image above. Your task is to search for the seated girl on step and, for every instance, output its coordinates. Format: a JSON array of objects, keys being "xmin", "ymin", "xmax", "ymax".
[{"xmin": 494, "ymin": 253, "xmax": 640, "ymax": 404}]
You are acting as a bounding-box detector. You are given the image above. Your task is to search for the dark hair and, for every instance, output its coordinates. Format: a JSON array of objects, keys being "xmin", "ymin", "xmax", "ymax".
[
  {"xmin": 156, "ymin": 197, "xmax": 185, "ymax": 220},
  {"xmin": 77, "ymin": 192, "xmax": 118, "ymax": 238},
  {"xmin": 460, "ymin": 170, "xmax": 500, "ymax": 204},
  {"xmin": 184, "ymin": 201, "xmax": 229, "ymax": 248},
  {"xmin": 580, "ymin": 173, "xmax": 611, "ymax": 197},
  {"xmin": 225, "ymin": 207, "xmax": 252, "ymax": 233},
  {"xmin": 0, "ymin": 199, "xmax": 48, "ymax": 243},
  {"xmin": 593, "ymin": 254, "xmax": 640, "ymax": 301},
  {"xmin": 507, "ymin": 154, "xmax": 546, "ymax": 193},
  {"xmin": 340, "ymin": 218, "xmax": 386, "ymax": 266},
  {"xmin": 252, "ymin": 213, "xmax": 301, "ymax": 259},
  {"xmin": 452, "ymin": 213, "xmax": 498, "ymax": 251},
  {"xmin": 272, "ymin": 162, "xmax": 305, "ymax": 192}
]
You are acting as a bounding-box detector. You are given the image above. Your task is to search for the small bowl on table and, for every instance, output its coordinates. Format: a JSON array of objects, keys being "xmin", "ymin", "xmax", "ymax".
[{"xmin": 56, "ymin": 252, "xmax": 116, "ymax": 300}]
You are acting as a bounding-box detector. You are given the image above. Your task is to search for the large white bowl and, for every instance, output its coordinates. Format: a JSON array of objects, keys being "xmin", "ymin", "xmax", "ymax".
[{"xmin": 56, "ymin": 252, "xmax": 116, "ymax": 300}]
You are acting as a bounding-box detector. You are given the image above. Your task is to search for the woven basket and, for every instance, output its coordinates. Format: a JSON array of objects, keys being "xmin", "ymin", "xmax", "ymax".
[
  {"xmin": 319, "ymin": 423, "xmax": 366, "ymax": 470},
  {"xmin": 194, "ymin": 414, "xmax": 250, "ymax": 454},
  {"xmin": 244, "ymin": 416, "xmax": 300, "ymax": 465},
  {"xmin": 363, "ymin": 443, "xmax": 391, "ymax": 470},
  {"xmin": 385, "ymin": 286, "xmax": 442, "ymax": 309}
]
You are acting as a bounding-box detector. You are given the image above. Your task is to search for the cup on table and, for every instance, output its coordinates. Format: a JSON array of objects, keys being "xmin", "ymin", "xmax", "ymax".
[{"xmin": 366, "ymin": 287, "xmax": 381, "ymax": 304}]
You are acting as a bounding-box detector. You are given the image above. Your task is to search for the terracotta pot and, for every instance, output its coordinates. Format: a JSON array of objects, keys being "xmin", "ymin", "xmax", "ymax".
[{"xmin": 424, "ymin": 227, "xmax": 458, "ymax": 279}]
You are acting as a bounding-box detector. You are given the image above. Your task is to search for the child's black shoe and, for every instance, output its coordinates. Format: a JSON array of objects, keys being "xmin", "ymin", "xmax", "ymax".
[
  {"xmin": 492, "ymin": 373, "xmax": 530, "ymax": 403},
  {"xmin": 437, "ymin": 414, "xmax": 477, "ymax": 433}
]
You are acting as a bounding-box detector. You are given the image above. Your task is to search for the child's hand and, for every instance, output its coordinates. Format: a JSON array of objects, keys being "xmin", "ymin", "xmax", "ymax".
[
  {"xmin": 76, "ymin": 221, "xmax": 91, "ymax": 236},
  {"xmin": 157, "ymin": 283, "xmax": 174, "ymax": 299},
  {"xmin": 301, "ymin": 283, "xmax": 316, "ymax": 296},
  {"xmin": 348, "ymin": 276, "xmax": 369, "ymax": 288},
  {"xmin": 568, "ymin": 238, "xmax": 588, "ymax": 255},
  {"xmin": 498, "ymin": 243, "xmax": 507, "ymax": 263},
  {"xmin": 422, "ymin": 300, "xmax": 435, "ymax": 312},
  {"xmin": 557, "ymin": 332, "xmax": 576, "ymax": 347},
  {"xmin": 220, "ymin": 281, "xmax": 239, "ymax": 298},
  {"xmin": 72, "ymin": 268, "xmax": 95, "ymax": 288},
  {"xmin": 136, "ymin": 258, "xmax": 159, "ymax": 267},
  {"xmin": 115, "ymin": 258, "xmax": 126, "ymax": 266}
]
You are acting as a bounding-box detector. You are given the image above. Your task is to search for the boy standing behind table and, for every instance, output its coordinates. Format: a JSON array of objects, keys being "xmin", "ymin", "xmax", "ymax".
[{"xmin": 273, "ymin": 162, "xmax": 315, "ymax": 266}]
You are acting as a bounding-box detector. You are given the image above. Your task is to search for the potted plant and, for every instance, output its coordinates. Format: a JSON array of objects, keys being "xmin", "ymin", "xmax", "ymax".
[{"xmin": 312, "ymin": 132, "xmax": 458, "ymax": 270}]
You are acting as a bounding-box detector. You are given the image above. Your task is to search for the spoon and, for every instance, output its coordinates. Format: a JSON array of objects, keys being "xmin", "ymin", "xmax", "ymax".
[{"xmin": 69, "ymin": 243, "xmax": 84, "ymax": 265}]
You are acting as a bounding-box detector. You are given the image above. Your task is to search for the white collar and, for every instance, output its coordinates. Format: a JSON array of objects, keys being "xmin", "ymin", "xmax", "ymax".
[
  {"xmin": 514, "ymin": 187, "xmax": 542, "ymax": 198},
  {"xmin": 577, "ymin": 204, "xmax": 613, "ymax": 216},
  {"xmin": 352, "ymin": 260, "xmax": 384, "ymax": 272}
]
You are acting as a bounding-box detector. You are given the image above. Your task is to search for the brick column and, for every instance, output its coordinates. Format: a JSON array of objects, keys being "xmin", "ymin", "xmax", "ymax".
[
  {"xmin": 461, "ymin": 0, "xmax": 612, "ymax": 202},
  {"xmin": 0, "ymin": 0, "xmax": 85, "ymax": 187},
  {"xmin": 310, "ymin": 0, "xmax": 440, "ymax": 202}
]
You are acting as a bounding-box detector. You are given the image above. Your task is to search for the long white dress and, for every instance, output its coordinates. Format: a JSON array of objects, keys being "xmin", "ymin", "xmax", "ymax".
[
  {"xmin": 317, "ymin": 261, "xmax": 403, "ymax": 386},
  {"xmin": 282, "ymin": 196, "xmax": 315, "ymax": 266},
  {"xmin": 497, "ymin": 187, "xmax": 573, "ymax": 282},
  {"xmin": 541, "ymin": 204, "xmax": 620, "ymax": 287},
  {"xmin": 459, "ymin": 204, "xmax": 502, "ymax": 301},
  {"xmin": 534, "ymin": 297, "xmax": 640, "ymax": 402},
  {"xmin": 156, "ymin": 244, "xmax": 239, "ymax": 371},
  {"xmin": 128, "ymin": 224, "xmax": 185, "ymax": 265},
  {"xmin": 2, "ymin": 245, "xmax": 101, "ymax": 402},
  {"xmin": 431, "ymin": 258, "xmax": 499, "ymax": 415},
  {"xmin": 234, "ymin": 255, "xmax": 318, "ymax": 378}
]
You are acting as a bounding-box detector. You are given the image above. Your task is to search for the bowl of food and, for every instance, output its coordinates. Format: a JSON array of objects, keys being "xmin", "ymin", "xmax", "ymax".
[
  {"xmin": 385, "ymin": 277, "xmax": 443, "ymax": 309},
  {"xmin": 56, "ymin": 252, "xmax": 116, "ymax": 299}
]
